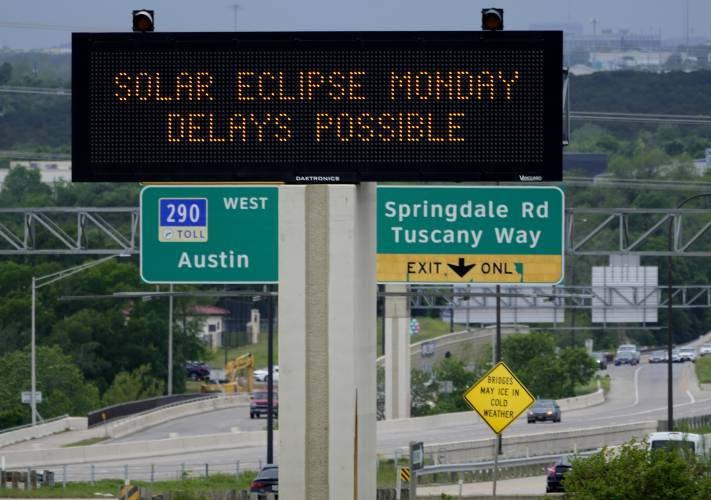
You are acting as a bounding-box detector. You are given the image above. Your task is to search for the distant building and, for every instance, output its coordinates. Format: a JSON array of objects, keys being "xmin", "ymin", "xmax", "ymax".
[
  {"xmin": 565, "ymin": 30, "xmax": 662, "ymax": 54},
  {"xmin": 529, "ymin": 22, "xmax": 583, "ymax": 35},
  {"xmin": 2, "ymin": 160, "xmax": 71, "ymax": 184},
  {"xmin": 187, "ymin": 305, "xmax": 230, "ymax": 351},
  {"xmin": 530, "ymin": 24, "xmax": 665, "ymax": 71}
]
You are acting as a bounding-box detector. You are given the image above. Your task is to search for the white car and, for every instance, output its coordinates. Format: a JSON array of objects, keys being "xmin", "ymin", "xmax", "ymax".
[
  {"xmin": 678, "ymin": 347, "xmax": 697, "ymax": 363},
  {"xmin": 254, "ymin": 365, "xmax": 279, "ymax": 382},
  {"xmin": 648, "ymin": 432, "xmax": 706, "ymax": 458},
  {"xmin": 700, "ymin": 344, "xmax": 711, "ymax": 357}
]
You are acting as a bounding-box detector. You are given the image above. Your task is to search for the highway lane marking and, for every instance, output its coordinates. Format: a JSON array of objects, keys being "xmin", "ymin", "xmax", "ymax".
[
  {"xmin": 611, "ymin": 397, "xmax": 711, "ymax": 420},
  {"xmin": 633, "ymin": 365, "xmax": 642, "ymax": 407},
  {"xmin": 687, "ymin": 389, "xmax": 696, "ymax": 404}
]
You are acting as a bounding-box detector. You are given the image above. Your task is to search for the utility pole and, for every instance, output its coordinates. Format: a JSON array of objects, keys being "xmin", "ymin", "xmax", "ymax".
[
  {"xmin": 232, "ymin": 4, "xmax": 239, "ymax": 31},
  {"xmin": 168, "ymin": 283, "xmax": 174, "ymax": 395},
  {"xmin": 31, "ymin": 277, "xmax": 37, "ymax": 426}
]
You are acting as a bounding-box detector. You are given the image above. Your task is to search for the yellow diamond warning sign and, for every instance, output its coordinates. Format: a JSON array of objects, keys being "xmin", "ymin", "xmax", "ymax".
[{"xmin": 463, "ymin": 361, "xmax": 535, "ymax": 434}]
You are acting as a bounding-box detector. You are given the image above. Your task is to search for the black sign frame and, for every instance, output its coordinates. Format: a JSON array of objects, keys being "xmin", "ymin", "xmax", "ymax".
[{"xmin": 72, "ymin": 31, "xmax": 562, "ymax": 183}]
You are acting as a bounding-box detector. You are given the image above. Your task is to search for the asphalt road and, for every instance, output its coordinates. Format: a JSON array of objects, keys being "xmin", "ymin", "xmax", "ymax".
[
  {"xmin": 41, "ymin": 358, "xmax": 706, "ymax": 479},
  {"xmin": 10, "ymin": 350, "xmax": 711, "ymax": 485},
  {"xmin": 110, "ymin": 359, "xmax": 710, "ymax": 451},
  {"xmin": 111, "ymin": 405, "xmax": 268, "ymax": 443},
  {"xmin": 377, "ymin": 360, "xmax": 709, "ymax": 455}
]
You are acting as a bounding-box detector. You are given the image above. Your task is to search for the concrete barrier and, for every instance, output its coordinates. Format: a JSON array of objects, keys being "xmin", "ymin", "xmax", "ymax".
[
  {"xmin": 104, "ymin": 393, "xmax": 248, "ymax": 439},
  {"xmin": 1, "ymin": 429, "xmax": 268, "ymax": 468},
  {"xmin": 376, "ymin": 326, "xmax": 531, "ymax": 370},
  {"xmin": 556, "ymin": 388, "xmax": 605, "ymax": 412},
  {"xmin": 1, "ymin": 394, "xmax": 248, "ymax": 450},
  {"xmin": 0, "ymin": 417, "xmax": 87, "ymax": 449},
  {"xmin": 419, "ymin": 421, "xmax": 658, "ymax": 463},
  {"xmin": 377, "ymin": 389, "xmax": 605, "ymax": 434}
]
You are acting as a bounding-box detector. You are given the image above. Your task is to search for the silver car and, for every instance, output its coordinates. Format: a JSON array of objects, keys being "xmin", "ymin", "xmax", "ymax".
[{"xmin": 648, "ymin": 350, "xmax": 667, "ymax": 363}]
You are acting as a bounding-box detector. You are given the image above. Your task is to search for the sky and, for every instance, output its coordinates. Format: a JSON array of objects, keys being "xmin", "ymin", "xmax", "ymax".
[{"xmin": 1, "ymin": 0, "xmax": 709, "ymax": 50}]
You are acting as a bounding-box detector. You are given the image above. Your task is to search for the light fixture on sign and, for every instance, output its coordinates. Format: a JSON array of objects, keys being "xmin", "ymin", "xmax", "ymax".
[
  {"xmin": 132, "ymin": 10, "xmax": 155, "ymax": 32},
  {"xmin": 481, "ymin": 8, "xmax": 504, "ymax": 31}
]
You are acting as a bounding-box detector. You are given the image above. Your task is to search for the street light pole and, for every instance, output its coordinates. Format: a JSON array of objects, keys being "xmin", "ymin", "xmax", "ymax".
[
  {"xmin": 168, "ymin": 283, "xmax": 174, "ymax": 395},
  {"xmin": 30, "ymin": 254, "xmax": 126, "ymax": 426},
  {"xmin": 31, "ymin": 277, "xmax": 37, "ymax": 426},
  {"xmin": 667, "ymin": 193, "xmax": 711, "ymax": 431}
]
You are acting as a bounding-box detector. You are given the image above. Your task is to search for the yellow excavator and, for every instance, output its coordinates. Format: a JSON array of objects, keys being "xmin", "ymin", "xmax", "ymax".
[{"xmin": 200, "ymin": 352, "xmax": 254, "ymax": 394}]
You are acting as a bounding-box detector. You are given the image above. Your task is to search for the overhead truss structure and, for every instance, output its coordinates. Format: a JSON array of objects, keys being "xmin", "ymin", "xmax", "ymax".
[
  {"xmin": 567, "ymin": 207, "xmax": 711, "ymax": 256},
  {"xmin": 0, "ymin": 208, "xmax": 138, "ymax": 255},
  {"xmin": 0, "ymin": 206, "xmax": 710, "ymax": 257},
  {"xmin": 402, "ymin": 285, "xmax": 711, "ymax": 310}
]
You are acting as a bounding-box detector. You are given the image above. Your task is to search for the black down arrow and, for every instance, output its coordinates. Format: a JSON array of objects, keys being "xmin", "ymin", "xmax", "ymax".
[{"xmin": 448, "ymin": 258, "xmax": 475, "ymax": 278}]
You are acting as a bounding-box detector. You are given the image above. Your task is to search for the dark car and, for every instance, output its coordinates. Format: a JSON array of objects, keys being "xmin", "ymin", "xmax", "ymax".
[
  {"xmin": 614, "ymin": 351, "xmax": 639, "ymax": 366},
  {"xmin": 250, "ymin": 464, "xmax": 278, "ymax": 498},
  {"xmin": 185, "ymin": 361, "xmax": 210, "ymax": 381},
  {"xmin": 250, "ymin": 391, "xmax": 279, "ymax": 419},
  {"xmin": 591, "ymin": 352, "xmax": 607, "ymax": 369},
  {"xmin": 546, "ymin": 455, "xmax": 572, "ymax": 493},
  {"xmin": 527, "ymin": 399, "xmax": 561, "ymax": 423}
]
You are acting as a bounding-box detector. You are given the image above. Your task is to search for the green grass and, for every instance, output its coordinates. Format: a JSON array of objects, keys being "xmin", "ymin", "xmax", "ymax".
[
  {"xmin": 0, "ymin": 473, "xmax": 257, "ymax": 498},
  {"xmin": 410, "ymin": 317, "xmax": 467, "ymax": 344},
  {"xmin": 377, "ymin": 457, "xmax": 408, "ymax": 487},
  {"xmin": 185, "ymin": 380, "xmax": 203, "ymax": 393},
  {"xmin": 696, "ymin": 357, "xmax": 711, "ymax": 384},
  {"xmin": 62, "ymin": 437, "xmax": 108, "ymax": 447},
  {"xmin": 574, "ymin": 374, "xmax": 610, "ymax": 396},
  {"xmin": 205, "ymin": 331, "xmax": 278, "ymax": 371},
  {"xmin": 598, "ymin": 374, "xmax": 611, "ymax": 393}
]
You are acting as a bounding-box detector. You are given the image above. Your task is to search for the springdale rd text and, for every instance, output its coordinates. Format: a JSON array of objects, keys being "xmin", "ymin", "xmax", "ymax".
[{"xmin": 383, "ymin": 199, "xmax": 549, "ymax": 250}]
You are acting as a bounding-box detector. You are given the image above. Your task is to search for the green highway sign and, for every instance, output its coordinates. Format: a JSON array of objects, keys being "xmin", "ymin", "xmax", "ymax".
[
  {"xmin": 140, "ymin": 186, "xmax": 278, "ymax": 283},
  {"xmin": 377, "ymin": 186, "xmax": 564, "ymax": 285}
]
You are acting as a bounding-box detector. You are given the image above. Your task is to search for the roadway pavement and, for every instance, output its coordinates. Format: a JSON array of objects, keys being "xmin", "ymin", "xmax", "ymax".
[
  {"xmin": 110, "ymin": 405, "xmax": 268, "ymax": 443},
  {"xmin": 18, "ymin": 359, "xmax": 708, "ymax": 473},
  {"xmin": 377, "ymin": 360, "xmax": 709, "ymax": 456},
  {"xmin": 6, "ymin": 349, "xmax": 711, "ymax": 489}
]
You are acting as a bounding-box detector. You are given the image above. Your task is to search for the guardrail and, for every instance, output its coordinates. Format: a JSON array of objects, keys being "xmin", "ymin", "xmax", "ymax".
[
  {"xmin": 415, "ymin": 451, "xmax": 597, "ymax": 477},
  {"xmin": 404, "ymin": 420, "xmax": 658, "ymax": 464},
  {"xmin": 88, "ymin": 393, "xmax": 213, "ymax": 426},
  {"xmin": 658, "ymin": 413, "xmax": 711, "ymax": 432},
  {"xmin": 0, "ymin": 458, "xmax": 265, "ymax": 484}
]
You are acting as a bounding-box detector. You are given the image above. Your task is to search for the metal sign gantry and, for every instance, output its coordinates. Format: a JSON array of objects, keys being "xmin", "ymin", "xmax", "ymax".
[
  {"xmin": 403, "ymin": 285, "xmax": 711, "ymax": 310},
  {"xmin": 0, "ymin": 207, "xmax": 138, "ymax": 255},
  {"xmin": 1, "ymin": 206, "xmax": 711, "ymax": 258}
]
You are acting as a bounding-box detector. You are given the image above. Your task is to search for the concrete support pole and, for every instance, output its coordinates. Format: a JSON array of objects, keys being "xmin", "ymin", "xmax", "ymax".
[
  {"xmin": 384, "ymin": 284, "xmax": 411, "ymax": 420},
  {"xmin": 168, "ymin": 283, "xmax": 174, "ymax": 396},
  {"xmin": 279, "ymin": 184, "xmax": 377, "ymax": 500}
]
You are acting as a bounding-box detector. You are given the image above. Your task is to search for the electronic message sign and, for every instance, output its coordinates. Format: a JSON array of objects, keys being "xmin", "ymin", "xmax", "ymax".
[{"xmin": 72, "ymin": 31, "xmax": 562, "ymax": 183}]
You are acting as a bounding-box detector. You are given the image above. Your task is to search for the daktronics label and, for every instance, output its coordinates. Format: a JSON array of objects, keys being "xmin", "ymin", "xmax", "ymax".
[{"xmin": 72, "ymin": 31, "xmax": 562, "ymax": 182}]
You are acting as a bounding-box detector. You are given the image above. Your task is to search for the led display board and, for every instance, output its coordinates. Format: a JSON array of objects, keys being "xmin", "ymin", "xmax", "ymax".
[{"xmin": 72, "ymin": 31, "xmax": 562, "ymax": 183}]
